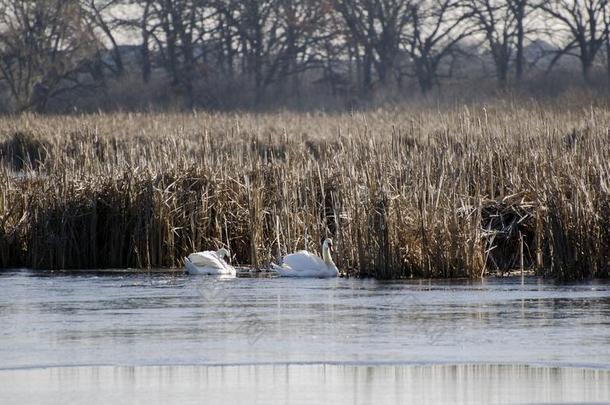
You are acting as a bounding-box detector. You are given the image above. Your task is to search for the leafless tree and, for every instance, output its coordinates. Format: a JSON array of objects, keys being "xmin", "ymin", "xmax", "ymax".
[
  {"xmin": 133, "ymin": 0, "xmax": 213, "ymax": 107},
  {"xmin": 335, "ymin": 0, "xmax": 411, "ymax": 90},
  {"xmin": 2, "ymin": 0, "xmax": 610, "ymax": 112},
  {"xmin": 0, "ymin": 0, "xmax": 99, "ymax": 111},
  {"xmin": 508, "ymin": 0, "xmax": 530, "ymax": 80},
  {"xmin": 214, "ymin": 0, "xmax": 328, "ymax": 99},
  {"xmin": 601, "ymin": 0, "xmax": 610, "ymax": 81},
  {"xmin": 540, "ymin": 0, "xmax": 608, "ymax": 82},
  {"xmin": 274, "ymin": 0, "xmax": 331, "ymax": 93},
  {"xmin": 466, "ymin": 0, "xmax": 536, "ymax": 87},
  {"xmin": 140, "ymin": 0, "xmax": 153, "ymax": 83},
  {"xmin": 214, "ymin": 0, "xmax": 275, "ymax": 98},
  {"xmin": 82, "ymin": 0, "xmax": 125, "ymax": 77},
  {"xmin": 403, "ymin": 0, "xmax": 474, "ymax": 93}
]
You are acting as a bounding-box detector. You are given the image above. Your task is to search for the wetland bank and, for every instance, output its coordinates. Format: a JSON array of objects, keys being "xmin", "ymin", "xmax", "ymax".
[
  {"xmin": 2, "ymin": 101, "xmax": 610, "ymax": 404},
  {"xmin": 0, "ymin": 100, "xmax": 609, "ymax": 279}
]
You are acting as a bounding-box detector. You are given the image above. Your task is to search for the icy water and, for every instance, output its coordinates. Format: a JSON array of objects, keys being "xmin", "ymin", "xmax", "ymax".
[{"xmin": 1, "ymin": 270, "xmax": 610, "ymax": 404}]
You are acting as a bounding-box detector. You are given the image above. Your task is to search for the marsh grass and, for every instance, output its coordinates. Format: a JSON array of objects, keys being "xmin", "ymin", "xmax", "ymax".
[{"xmin": 0, "ymin": 100, "xmax": 609, "ymax": 279}]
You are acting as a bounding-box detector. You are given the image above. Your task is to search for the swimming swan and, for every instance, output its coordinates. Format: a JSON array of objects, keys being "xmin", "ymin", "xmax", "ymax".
[
  {"xmin": 272, "ymin": 238, "xmax": 339, "ymax": 278},
  {"xmin": 184, "ymin": 248, "xmax": 236, "ymax": 276}
]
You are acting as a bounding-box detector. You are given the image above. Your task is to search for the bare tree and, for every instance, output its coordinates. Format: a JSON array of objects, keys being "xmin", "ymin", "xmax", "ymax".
[
  {"xmin": 214, "ymin": 0, "xmax": 327, "ymax": 99},
  {"xmin": 210, "ymin": 0, "xmax": 238, "ymax": 78},
  {"xmin": 466, "ymin": 0, "xmax": 534, "ymax": 87},
  {"xmin": 82, "ymin": 0, "xmax": 125, "ymax": 77},
  {"xmin": 274, "ymin": 0, "xmax": 330, "ymax": 93},
  {"xmin": 508, "ymin": 0, "xmax": 529, "ymax": 80},
  {"xmin": 540, "ymin": 0, "xmax": 608, "ymax": 82},
  {"xmin": 403, "ymin": 0, "xmax": 474, "ymax": 93},
  {"xmin": 215, "ymin": 0, "xmax": 276, "ymax": 98},
  {"xmin": 133, "ymin": 0, "xmax": 213, "ymax": 107},
  {"xmin": 335, "ymin": 0, "xmax": 411, "ymax": 90},
  {"xmin": 602, "ymin": 0, "xmax": 610, "ymax": 81},
  {"xmin": 0, "ymin": 0, "xmax": 99, "ymax": 111},
  {"xmin": 140, "ymin": 0, "xmax": 153, "ymax": 83}
]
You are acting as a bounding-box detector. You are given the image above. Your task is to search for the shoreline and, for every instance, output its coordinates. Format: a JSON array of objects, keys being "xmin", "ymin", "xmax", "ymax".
[{"xmin": 0, "ymin": 266, "xmax": 540, "ymax": 279}]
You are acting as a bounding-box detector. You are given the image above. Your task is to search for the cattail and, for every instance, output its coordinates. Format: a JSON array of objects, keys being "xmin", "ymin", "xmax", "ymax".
[{"xmin": 0, "ymin": 103, "xmax": 608, "ymax": 280}]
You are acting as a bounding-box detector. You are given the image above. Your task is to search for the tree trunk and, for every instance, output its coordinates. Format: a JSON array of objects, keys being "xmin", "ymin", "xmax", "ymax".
[
  {"xmin": 254, "ymin": 21, "xmax": 264, "ymax": 100},
  {"xmin": 354, "ymin": 44, "xmax": 362, "ymax": 90},
  {"xmin": 417, "ymin": 65, "xmax": 434, "ymax": 94},
  {"xmin": 604, "ymin": 5, "xmax": 610, "ymax": 83},
  {"xmin": 177, "ymin": 15, "xmax": 195, "ymax": 109},
  {"xmin": 515, "ymin": 4, "xmax": 525, "ymax": 80},
  {"xmin": 582, "ymin": 58, "xmax": 592, "ymax": 83},
  {"xmin": 223, "ymin": 20, "xmax": 234, "ymax": 78},
  {"xmin": 580, "ymin": 40, "xmax": 593, "ymax": 84},
  {"xmin": 141, "ymin": 2, "xmax": 151, "ymax": 83},
  {"xmin": 100, "ymin": 23, "xmax": 123, "ymax": 77},
  {"xmin": 494, "ymin": 42, "xmax": 509, "ymax": 88},
  {"xmin": 363, "ymin": 46, "xmax": 373, "ymax": 93},
  {"xmin": 141, "ymin": 31, "xmax": 151, "ymax": 83},
  {"xmin": 377, "ymin": 58, "xmax": 387, "ymax": 85},
  {"xmin": 165, "ymin": 26, "xmax": 179, "ymax": 85}
]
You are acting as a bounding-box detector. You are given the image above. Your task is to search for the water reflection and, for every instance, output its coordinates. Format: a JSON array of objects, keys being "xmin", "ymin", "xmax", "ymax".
[
  {"xmin": 1, "ymin": 364, "xmax": 609, "ymax": 405},
  {"xmin": 1, "ymin": 271, "xmax": 610, "ymax": 369}
]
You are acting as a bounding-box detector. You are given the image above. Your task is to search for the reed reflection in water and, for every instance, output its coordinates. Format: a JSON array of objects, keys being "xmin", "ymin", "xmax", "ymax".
[{"xmin": 1, "ymin": 364, "xmax": 609, "ymax": 405}]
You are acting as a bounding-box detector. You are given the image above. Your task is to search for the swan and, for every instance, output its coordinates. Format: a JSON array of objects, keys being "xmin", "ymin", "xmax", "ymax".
[
  {"xmin": 272, "ymin": 238, "xmax": 339, "ymax": 278},
  {"xmin": 184, "ymin": 248, "xmax": 236, "ymax": 276}
]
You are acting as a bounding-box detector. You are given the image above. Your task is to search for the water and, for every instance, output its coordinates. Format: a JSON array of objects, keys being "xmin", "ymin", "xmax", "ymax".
[
  {"xmin": 2, "ymin": 364, "xmax": 610, "ymax": 405},
  {"xmin": 1, "ymin": 270, "xmax": 610, "ymax": 403}
]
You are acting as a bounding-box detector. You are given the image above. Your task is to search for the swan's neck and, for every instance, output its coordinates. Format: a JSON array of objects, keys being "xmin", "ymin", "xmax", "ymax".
[{"xmin": 322, "ymin": 245, "xmax": 334, "ymax": 266}]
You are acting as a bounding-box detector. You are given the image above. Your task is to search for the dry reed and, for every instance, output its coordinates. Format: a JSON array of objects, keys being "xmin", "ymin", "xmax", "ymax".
[{"xmin": 0, "ymin": 100, "xmax": 608, "ymax": 279}]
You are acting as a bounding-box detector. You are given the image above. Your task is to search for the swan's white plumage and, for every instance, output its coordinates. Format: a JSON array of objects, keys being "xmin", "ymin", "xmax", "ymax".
[
  {"xmin": 185, "ymin": 249, "xmax": 235, "ymax": 276},
  {"xmin": 273, "ymin": 240, "xmax": 339, "ymax": 278},
  {"xmin": 188, "ymin": 251, "xmax": 225, "ymax": 268},
  {"xmin": 283, "ymin": 250, "xmax": 325, "ymax": 269}
]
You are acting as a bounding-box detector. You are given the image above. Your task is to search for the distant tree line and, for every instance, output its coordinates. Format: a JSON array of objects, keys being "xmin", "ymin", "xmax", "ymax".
[{"xmin": 0, "ymin": 0, "xmax": 609, "ymax": 111}]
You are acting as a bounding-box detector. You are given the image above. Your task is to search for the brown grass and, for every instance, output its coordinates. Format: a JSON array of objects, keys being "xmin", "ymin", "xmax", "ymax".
[{"xmin": 0, "ymin": 99, "xmax": 609, "ymax": 279}]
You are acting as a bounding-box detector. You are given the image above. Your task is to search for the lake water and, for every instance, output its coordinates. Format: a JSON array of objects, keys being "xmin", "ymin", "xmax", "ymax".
[{"xmin": 1, "ymin": 270, "xmax": 610, "ymax": 404}]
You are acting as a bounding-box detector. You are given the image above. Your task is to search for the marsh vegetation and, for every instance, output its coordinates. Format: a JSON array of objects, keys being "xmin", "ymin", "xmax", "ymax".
[{"xmin": 0, "ymin": 99, "xmax": 609, "ymax": 279}]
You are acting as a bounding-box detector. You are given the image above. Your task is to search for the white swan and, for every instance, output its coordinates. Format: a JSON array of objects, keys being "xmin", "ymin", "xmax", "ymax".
[
  {"xmin": 272, "ymin": 238, "xmax": 339, "ymax": 278},
  {"xmin": 184, "ymin": 248, "xmax": 236, "ymax": 276}
]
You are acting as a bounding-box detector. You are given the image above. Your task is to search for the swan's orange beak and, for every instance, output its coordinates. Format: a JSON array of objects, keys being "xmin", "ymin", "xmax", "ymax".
[{"xmin": 329, "ymin": 243, "xmax": 334, "ymax": 253}]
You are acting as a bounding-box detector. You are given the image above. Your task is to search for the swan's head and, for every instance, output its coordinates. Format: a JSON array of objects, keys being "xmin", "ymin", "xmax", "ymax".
[
  {"xmin": 216, "ymin": 248, "xmax": 230, "ymax": 261},
  {"xmin": 323, "ymin": 238, "xmax": 334, "ymax": 254}
]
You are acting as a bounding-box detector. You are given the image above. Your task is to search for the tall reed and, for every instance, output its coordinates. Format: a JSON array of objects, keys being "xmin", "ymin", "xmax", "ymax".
[{"xmin": 0, "ymin": 100, "xmax": 608, "ymax": 279}]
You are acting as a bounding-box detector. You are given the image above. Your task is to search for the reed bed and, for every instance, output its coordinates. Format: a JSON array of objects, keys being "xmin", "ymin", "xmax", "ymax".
[{"xmin": 0, "ymin": 101, "xmax": 609, "ymax": 279}]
